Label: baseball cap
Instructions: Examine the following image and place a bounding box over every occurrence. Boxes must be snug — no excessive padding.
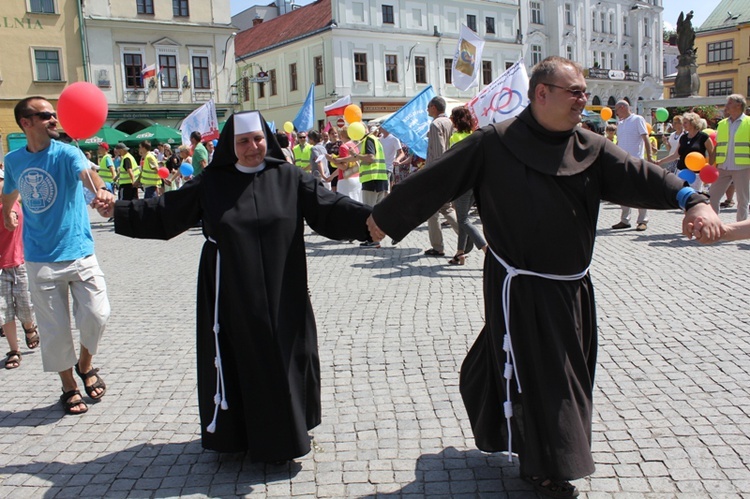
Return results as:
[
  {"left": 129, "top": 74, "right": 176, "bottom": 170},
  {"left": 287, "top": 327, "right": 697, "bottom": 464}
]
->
[
  {"left": 115, "top": 142, "right": 129, "bottom": 151},
  {"left": 99, "top": 142, "right": 110, "bottom": 151}
]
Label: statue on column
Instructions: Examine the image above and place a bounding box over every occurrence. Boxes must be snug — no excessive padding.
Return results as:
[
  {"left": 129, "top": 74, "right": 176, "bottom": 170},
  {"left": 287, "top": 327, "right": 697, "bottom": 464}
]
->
[{"left": 674, "top": 11, "right": 699, "bottom": 97}]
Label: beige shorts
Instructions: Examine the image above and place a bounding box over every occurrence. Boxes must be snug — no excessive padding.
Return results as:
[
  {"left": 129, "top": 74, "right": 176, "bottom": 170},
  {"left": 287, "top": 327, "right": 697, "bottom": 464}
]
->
[{"left": 27, "top": 255, "right": 110, "bottom": 372}]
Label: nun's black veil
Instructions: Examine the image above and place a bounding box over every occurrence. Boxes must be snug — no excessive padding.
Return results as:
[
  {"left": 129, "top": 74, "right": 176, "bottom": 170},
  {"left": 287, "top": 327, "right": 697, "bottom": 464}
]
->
[{"left": 208, "top": 111, "right": 285, "bottom": 169}]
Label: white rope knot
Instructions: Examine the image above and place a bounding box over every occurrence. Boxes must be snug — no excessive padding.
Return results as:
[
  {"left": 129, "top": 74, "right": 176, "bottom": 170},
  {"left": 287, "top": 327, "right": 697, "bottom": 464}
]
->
[
  {"left": 488, "top": 246, "right": 589, "bottom": 463},
  {"left": 206, "top": 237, "right": 228, "bottom": 434}
]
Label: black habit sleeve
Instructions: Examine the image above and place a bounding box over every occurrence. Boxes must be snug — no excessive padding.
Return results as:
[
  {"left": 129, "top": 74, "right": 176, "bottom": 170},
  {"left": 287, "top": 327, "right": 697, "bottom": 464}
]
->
[
  {"left": 298, "top": 169, "right": 372, "bottom": 242},
  {"left": 372, "top": 128, "right": 485, "bottom": 241},
  {"left": 597, "top": 139, "right": 708, "bottom": 211},
  {"left": 114, "top": 175, "right": 203, "bottom": 240}
]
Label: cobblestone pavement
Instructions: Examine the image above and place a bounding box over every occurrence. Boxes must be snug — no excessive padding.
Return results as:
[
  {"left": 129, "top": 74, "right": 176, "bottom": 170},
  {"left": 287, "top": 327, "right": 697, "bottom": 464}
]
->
[{"left": 0, "top": 202, "right": 748, "bottom": 498}]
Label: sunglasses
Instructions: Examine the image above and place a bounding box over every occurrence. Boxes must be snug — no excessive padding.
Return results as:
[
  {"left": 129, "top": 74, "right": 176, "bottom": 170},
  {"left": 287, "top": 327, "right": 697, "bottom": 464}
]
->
[
  {"left": 24, "top": 111, "right": 57, "bottom": 120},
  {"left": 542, "top": 83, "right": 590, "bottom": 100}
]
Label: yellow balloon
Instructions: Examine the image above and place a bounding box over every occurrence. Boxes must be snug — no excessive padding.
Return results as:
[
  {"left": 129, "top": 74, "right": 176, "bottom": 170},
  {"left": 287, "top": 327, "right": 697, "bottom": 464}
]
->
[
  {"left": 344, "top": 104, "right": 362, "bottom": 124},
  {"left": 600, "top": 107, "right": 613, "bottom": 121},
  {"left": 283, "top": 121, "right": 294, "bottom": 133},
  {"left": 685, "top": 152, "right": 706, "bottom": 172},
  {"left": 348, "top": 121, "right": 367, "bottom": 141}
]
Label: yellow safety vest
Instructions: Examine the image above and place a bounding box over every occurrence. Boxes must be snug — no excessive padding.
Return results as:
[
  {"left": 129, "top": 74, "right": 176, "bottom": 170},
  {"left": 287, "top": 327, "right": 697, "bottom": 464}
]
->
[
  {"left": 118, "top": 153, "right": 140, "bottom": 185},
  {"left": 359, "top": 136, "right": 388, "bottom": 183},
  {"left": 98, "top": 154, "right": 114, "bottom": 183},
  {"left": 293, "top": 143, "right": 312, "bottom": 166},
  {"left": 716, "top": 116, "right": 750, "bottom": 166},
  {"left": 139, "top": 152, "right": 162, "bottom": 187}
]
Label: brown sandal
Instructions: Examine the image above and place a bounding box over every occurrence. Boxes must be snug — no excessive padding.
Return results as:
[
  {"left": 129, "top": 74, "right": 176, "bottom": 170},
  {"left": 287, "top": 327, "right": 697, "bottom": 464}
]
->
[
  {"left": 60, "top": 389, "right": 88, "bottom": 415},
  {"left": 23, "top": 324, "right": 40, "bottom": 349},
  {"left": 4, "top": 351, "right": 21, "bottom": 369},
  {"left": 75, "top": 363, "right": 107, "bottom": 400}
]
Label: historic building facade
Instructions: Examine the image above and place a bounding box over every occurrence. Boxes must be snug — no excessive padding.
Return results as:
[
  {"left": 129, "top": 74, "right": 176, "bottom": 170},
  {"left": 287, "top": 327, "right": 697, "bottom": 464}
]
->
[
  {"left": 83, "top": 0, "right": 237, "bottom": 133},
  {"left": 520, "top": 0, "right": 664, "bottom": 110},
  {"left": 234, "top": 0, "right": 523, "bottom": 126},
  {"left": 0, "top": 0, "right": 86, "bottom": 154}
]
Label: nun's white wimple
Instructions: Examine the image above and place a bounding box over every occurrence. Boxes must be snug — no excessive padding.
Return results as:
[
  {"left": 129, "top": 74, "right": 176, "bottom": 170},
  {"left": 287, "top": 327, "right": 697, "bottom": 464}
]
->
[{"left": 234, "top": 112, "right": 263, "bottom": 135}]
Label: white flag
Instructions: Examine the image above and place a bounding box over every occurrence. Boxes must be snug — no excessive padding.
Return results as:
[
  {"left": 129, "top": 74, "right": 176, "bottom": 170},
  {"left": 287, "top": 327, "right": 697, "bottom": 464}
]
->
[
  {"left": 467, "top": 60, "right": 530, "bottom": 128},
  {"left": 180, "top": 99, "right": 220, "bottom": 145},
  {"left": 452, "top": 24, "right": 485, "bottom": 91}
]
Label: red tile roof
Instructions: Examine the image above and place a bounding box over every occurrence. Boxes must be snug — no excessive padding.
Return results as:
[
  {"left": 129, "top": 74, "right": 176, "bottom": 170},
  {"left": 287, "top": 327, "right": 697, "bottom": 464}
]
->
[{"left": 235, "top": 0, "right": 333, "bottom": 59}]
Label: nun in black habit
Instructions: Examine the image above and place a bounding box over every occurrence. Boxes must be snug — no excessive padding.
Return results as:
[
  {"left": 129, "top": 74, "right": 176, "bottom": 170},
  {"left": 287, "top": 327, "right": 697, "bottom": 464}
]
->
[{"left": 113, "top": 111, "right": 371, "bottom": 462}]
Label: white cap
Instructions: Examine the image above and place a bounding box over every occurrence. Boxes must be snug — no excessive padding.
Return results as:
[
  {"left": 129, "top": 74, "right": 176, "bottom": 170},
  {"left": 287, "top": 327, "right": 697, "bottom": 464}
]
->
[{"left": 234, "top": 111, "right": 263, "bottom": 135}]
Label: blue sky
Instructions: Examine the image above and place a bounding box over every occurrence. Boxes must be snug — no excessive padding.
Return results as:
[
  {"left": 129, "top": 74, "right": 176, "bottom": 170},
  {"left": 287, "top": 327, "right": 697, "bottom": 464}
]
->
[
  {"left": 231, "top": 1, "right": 716, "bottom": 33},
  {"left": 662, "top": 1, "right": 715, "bottom": 31}
]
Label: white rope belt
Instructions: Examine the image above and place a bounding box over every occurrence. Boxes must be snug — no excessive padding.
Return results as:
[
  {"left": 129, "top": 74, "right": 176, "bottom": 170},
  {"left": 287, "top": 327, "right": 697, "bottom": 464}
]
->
[
  {"left": 206, "top": 237, "right": 228, "bottom": 433},
  {"left": 488, "top": 247, "right": 589, "bottom": 463}
]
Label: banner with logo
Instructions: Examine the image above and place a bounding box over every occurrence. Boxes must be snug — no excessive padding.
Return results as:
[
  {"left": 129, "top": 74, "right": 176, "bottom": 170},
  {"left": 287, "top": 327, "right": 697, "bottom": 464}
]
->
[
  {"left": 467, "top": 59, "right": 529, "bottom": 128},
  {"left": 180, "top": 99, "right": 220, "bottom": 145},
  {"left": 452, "top": 24, "right": 485, "bottom": 91},
  {"left": 380, "top": 85, "right": 436, "bottom": 160}
]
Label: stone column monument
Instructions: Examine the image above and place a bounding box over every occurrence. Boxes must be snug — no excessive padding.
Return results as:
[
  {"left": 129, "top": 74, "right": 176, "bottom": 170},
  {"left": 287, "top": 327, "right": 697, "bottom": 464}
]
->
[{"left": 674, "top": 11, "right": 699, "bottom": 97}]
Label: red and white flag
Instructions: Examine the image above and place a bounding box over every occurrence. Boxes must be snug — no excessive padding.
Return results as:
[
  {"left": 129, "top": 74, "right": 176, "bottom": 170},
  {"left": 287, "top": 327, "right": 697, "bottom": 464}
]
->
[
  {"left": 324, "top": 95, "right": 351, "bottom": 116},
  {"left": 141, "top": 64, "right": 157, "bottom": 79}
]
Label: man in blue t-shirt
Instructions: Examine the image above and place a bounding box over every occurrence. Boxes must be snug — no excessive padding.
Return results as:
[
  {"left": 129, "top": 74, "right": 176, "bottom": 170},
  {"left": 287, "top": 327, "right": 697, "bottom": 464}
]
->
[{"left": 2, "top": 96, "right": 115, "bottom": 416}]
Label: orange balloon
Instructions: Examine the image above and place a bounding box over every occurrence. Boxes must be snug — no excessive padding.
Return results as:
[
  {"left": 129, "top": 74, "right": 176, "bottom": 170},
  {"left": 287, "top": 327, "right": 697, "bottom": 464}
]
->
[
  {"left": 685, "top": 152, "right": 706, "bottom": 172},
  {"left": 646, "top": 123, "right": 653, "bottom": 134},
  {"left": 344, "top": 104, "right": 362, "bottom": 124},
  {"left": 600, "top": 107, "right": 612, "bottom": 121}
]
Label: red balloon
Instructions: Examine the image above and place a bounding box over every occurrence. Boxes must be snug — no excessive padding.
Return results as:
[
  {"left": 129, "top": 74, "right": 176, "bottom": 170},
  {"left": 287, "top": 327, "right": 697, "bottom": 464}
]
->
[
  {"left": 699, "top": 165, "right": 719, "bottom": 184},
  {"left": 709, "top": 131, "right": 717, "bottom": 146},
  {"left": 157, "top": 167, "right": 170, "bottom": 179},
  {"left": 57, "top": 82, "right": 108, "bottom": 140}
]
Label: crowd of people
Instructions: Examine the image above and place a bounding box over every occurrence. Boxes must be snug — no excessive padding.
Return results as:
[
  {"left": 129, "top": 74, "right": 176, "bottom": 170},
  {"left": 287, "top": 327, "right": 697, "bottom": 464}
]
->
[
  {"left": 581, "top": 96, "right": 739, "bottom": 234},
  {"left": 2, "top": 59, "right": 749, "bottom": 498}
]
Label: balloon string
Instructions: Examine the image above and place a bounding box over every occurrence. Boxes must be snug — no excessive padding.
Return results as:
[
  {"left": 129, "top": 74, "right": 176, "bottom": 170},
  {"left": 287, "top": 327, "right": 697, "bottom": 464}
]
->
[{"left": 74, "top": 140, "right": 98, "bottom": 202}]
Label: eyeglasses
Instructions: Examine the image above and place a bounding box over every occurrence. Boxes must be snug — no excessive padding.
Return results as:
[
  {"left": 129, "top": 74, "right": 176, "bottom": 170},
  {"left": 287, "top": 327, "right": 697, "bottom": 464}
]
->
[
  {"left": 542, "top": 83, "right": 590, "bottom": 100},
  {"left": 24, "top": 111, "right": 57, "bottom": 120},
  {"left": 298, "top": 135, "right": 307, "bottom": 139}
]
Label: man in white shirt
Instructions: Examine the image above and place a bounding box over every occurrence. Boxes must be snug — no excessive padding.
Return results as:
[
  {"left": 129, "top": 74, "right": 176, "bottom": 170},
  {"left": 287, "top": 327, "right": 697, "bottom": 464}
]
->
[
  {"left": 378, "top": 127, "right": 401, "bottom": 191},
  {"left": 611, "top": 100, "right": 653, "bottom": 231}
]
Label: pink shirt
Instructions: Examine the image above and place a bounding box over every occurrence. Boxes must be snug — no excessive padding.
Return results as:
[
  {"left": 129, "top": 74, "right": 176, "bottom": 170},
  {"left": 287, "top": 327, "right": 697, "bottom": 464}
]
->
[
  {"left": 337, "top": 141, "right": 360, "bottom": 180},
  {"left": 0, "top": 201, "right": 24, "bottom": 268}
]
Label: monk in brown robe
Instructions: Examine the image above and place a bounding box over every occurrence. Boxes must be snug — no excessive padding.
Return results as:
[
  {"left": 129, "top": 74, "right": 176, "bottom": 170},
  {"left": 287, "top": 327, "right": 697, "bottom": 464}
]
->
[{"left": 366, "top": 57, "right": 722, "bottom": 497}]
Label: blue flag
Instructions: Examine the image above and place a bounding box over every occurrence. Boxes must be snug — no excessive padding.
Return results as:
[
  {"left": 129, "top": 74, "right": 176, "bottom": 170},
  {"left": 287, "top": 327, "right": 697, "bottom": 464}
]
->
[
  {"left": 267, "top": 121, "right": 276, "bottom": 134},
  {"left": 380, "top": 85, "right": 436, "bottom": 160},
  {"left": 292, "top": 84, "right": 315, "bottom": 132}
]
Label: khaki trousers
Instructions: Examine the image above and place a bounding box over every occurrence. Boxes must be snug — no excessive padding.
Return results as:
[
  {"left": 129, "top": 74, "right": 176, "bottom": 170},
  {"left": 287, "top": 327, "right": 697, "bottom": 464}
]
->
[{"left": 427, "top": 202, "right": 459, "bottom": 253}]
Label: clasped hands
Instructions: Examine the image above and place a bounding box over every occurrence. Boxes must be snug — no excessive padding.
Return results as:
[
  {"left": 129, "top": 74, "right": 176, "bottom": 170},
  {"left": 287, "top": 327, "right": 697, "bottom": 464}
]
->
[
  {"left": 366, "top": 215, "right": 385, "bottom": 242},
  {"left": 682, "top": 203, "right": 725, "bottom": 244},
  {"left": 91, "top": 190, "right": 116, "bottom": 219}
]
